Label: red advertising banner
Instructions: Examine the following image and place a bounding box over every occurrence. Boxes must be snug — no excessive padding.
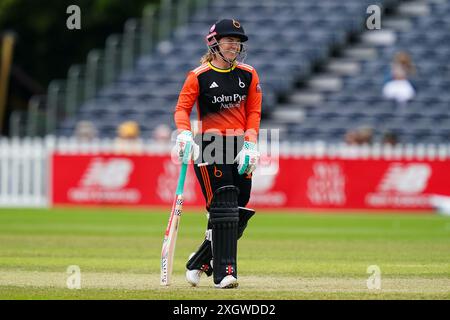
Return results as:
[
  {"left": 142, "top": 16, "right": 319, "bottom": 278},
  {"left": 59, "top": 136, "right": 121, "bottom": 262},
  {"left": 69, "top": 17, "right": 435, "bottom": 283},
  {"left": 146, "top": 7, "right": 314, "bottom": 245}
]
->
[
  {"left": 51, "top": 154, "right": 450, "bottom": 210},
  {"left": 51, "top": 154, "right": 202, "bottom": 207},
  {"left": 248, "top": 158, "right": 450, "bottom": 210}
]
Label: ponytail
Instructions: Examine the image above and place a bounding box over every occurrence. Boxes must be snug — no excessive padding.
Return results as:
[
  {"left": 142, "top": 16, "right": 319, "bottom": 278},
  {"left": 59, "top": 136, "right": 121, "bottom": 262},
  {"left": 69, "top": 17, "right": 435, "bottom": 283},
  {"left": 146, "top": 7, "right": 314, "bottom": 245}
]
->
[{"left": 200, "top": 51, "right": 215, "bottom": 64}]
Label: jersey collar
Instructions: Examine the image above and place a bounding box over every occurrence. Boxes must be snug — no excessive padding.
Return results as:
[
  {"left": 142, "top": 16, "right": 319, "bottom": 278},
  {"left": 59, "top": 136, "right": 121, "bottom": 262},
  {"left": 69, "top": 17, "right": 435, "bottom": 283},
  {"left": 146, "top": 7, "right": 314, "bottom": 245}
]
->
[{"left": 208, "top": 61, "right": 237, "bottom": 73}]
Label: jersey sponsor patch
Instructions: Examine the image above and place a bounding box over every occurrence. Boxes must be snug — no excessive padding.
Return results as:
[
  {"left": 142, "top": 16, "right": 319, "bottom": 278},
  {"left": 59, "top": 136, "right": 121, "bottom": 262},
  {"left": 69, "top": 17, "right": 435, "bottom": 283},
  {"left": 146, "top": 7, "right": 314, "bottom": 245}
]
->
[
  {"left": 211, "top": 93, "right": 247, "bottom": 109},
  {"left": 256, "top": 83, "right": 262, "bottom": 93}
]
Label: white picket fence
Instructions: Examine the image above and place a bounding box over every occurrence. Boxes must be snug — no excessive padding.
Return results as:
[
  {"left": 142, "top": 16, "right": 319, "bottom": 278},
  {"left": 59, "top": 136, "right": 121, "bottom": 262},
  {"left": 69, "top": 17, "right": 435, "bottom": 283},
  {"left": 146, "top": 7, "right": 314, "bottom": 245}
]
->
[
  {"left": 0, "top": 138, "right": 48, "bottom": 207},
  {"left": 0, "top": 136, "right": 449, "bottom": 208}
]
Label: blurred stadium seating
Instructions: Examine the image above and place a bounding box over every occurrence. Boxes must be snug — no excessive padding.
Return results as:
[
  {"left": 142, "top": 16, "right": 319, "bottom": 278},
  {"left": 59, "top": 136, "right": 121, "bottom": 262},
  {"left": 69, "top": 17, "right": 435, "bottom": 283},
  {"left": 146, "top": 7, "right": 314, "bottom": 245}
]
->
[
  {"left": 54, "top": 0, "right": 449, "bottom": 144},
  {"left": 286, "top": 0, "right": 450, "bottom": 144}
]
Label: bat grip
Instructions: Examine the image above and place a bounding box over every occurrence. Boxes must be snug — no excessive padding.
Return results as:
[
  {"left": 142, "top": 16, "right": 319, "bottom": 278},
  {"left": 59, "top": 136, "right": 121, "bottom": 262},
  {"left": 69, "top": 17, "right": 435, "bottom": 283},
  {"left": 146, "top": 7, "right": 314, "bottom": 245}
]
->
[
  {"left": 176, "top": 140, "right": 190, "bottom": 195},
  {"left": 176, "top": 161, "right": 188, "bottom": 195}
]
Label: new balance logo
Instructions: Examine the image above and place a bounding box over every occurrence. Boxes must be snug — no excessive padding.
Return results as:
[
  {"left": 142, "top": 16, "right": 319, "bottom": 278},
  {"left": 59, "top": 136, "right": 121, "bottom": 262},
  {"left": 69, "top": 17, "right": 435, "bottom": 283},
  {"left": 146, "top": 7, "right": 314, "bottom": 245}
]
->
[
  {"left": 378, "top": 163, "right": 431, "bottom": 194},
  {"left": 209, "top": 82, "right": 219, "bottom": 88},
  {"left": 80, "top": 158, "right": 133, "bottom": 189}
]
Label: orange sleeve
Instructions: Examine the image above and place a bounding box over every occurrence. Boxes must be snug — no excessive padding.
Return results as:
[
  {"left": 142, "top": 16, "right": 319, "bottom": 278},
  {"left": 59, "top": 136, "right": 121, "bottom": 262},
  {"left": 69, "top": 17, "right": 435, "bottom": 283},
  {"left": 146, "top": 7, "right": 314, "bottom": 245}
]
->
[
  {"left": 174, "top": 71, "right": 199, "bottom": 132},
  {"left": 245, "top": 69, "right": 262, "bottom": 142}
]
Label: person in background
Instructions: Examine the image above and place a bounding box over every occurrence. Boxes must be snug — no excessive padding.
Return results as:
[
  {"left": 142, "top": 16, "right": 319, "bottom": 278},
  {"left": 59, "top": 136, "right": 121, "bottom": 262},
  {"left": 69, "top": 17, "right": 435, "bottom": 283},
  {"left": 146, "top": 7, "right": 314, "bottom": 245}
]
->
[
  {"left": 357, "top": 126, "right": 374, "bottom": 145},
  {"left": 382, "top": 131, "right": 398, "bottom": 146},
  {"left": 344, "top": 126, "right": 374, "bottom": 145},
  {"left": 344, "top": 130, "right": 359, "bottom": 145},
  {"left": 74, "top": 120, "right": 97, "bottom": 142},
  {"left": 382, "top": 51, "right": 417, "bottom": 107},
  {"left": 152, "top": 124, "right": 172, "bottom": 144},
  {"left": 114, "top": 121, "right": 144, "bottom": 154}
]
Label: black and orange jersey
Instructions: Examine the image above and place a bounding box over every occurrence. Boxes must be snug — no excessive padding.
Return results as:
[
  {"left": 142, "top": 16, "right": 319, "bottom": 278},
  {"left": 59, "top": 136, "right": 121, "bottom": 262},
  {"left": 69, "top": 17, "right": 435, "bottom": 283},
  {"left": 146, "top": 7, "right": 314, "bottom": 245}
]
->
[{"left": 174, "top": 62, "right": 262, "bottom": 142}]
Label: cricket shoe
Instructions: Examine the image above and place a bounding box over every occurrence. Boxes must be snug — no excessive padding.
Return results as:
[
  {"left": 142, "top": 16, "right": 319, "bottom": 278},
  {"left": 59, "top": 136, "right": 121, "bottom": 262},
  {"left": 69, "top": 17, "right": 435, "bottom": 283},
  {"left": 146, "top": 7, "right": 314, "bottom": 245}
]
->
[
  {"left": 186, "top": 268, "right": 203, "bottom": 287},
  {"left": 186, "top": 252, "right": 211, "bottom": 287},
  {"left": 214, "top": 275, "right": 239, "bottom": 289}
]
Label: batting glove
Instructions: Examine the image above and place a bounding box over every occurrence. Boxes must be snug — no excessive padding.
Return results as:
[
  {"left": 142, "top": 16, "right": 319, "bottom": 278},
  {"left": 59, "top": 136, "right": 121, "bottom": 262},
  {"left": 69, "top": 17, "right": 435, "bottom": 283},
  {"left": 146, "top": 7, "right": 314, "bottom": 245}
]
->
[
  {"left": 175, "top": 130, "right": 199, "bottom": 163},
  {"left": 234, "top": 141, "right": 260, "bottom": 175}
]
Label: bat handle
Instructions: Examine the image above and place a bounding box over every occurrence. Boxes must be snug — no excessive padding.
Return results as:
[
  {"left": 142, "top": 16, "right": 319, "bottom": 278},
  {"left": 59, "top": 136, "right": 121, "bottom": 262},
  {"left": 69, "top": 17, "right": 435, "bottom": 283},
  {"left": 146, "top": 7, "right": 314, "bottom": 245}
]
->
[
  {"left": 176, "top": 141, "right": 190, "bottom": 195},
  {"left": 176, "top": 162, "right": 188, "bottom": 195}
]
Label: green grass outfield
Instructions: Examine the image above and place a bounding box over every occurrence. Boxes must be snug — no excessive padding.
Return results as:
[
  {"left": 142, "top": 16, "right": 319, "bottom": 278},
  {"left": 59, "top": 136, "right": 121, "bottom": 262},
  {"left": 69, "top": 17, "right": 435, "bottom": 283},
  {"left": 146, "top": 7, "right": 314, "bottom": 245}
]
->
[{"left": 0, "top": 207, "right": 449, "bottom": 300}]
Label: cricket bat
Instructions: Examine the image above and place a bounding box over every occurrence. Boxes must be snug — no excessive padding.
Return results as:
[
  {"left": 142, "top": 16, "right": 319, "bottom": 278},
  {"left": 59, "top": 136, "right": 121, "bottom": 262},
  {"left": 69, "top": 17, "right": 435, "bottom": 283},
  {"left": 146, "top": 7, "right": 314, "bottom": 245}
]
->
[{"left": 160, "top": 142, "right": 191, "bottom": 286}]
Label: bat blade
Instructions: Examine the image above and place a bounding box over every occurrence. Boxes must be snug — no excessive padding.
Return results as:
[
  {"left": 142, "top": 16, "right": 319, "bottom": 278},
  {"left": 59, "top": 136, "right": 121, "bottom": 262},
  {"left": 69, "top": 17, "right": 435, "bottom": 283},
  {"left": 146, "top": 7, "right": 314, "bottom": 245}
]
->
[{"left": 160, "top": 194, "right": 183, "bottom": 286}]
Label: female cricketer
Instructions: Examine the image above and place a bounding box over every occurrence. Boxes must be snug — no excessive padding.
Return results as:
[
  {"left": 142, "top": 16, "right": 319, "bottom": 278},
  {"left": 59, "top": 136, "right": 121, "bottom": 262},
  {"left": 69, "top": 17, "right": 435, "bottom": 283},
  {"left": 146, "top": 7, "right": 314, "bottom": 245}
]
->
[{"left": 173, "top": 18, "right": 262, "bottom": 289}]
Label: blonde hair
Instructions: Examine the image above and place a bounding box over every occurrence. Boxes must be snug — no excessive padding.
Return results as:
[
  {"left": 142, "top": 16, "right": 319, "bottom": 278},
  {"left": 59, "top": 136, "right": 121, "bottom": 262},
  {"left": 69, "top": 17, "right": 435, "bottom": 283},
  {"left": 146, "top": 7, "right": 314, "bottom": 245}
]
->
[
  {"left": 200, "top": 51, "right": 215, "bottom": 64},
  {"left": 393, "top": 51, "right": 416, "bottom": 75}
]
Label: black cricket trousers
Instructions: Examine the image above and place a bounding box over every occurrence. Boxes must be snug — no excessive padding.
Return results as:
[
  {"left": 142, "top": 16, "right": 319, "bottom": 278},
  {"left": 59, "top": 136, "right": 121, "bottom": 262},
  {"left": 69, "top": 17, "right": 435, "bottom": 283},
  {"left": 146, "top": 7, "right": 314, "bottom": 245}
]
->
[{"left": 193, "top": 134, "right": 252, "bottom": 209}]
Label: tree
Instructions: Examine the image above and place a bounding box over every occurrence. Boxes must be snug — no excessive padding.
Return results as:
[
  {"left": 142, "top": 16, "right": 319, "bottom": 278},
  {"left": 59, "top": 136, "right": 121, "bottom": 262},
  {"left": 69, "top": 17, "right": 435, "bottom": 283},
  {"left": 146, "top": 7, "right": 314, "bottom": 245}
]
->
[{"left": 0, "top": 0, "right": 157, "bottom": 134}]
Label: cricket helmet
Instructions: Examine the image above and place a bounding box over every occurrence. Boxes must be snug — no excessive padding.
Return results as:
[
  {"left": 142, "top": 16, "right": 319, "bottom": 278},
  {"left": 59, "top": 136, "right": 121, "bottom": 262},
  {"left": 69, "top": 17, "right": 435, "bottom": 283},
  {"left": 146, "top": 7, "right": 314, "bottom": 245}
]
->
[
  {"left": 205, "top": 19, "right": 248, "bottom": 63},
  {"left": 206, "top": 19, "right": 248, "bottom": 44}
]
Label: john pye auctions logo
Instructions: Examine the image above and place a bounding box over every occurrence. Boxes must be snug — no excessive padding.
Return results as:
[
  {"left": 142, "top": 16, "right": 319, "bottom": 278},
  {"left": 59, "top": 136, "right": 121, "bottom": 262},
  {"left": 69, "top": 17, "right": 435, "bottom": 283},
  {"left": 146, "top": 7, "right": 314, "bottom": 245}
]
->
[{"left": 211, "top": 94, "right": 246, "bottom": 109}]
